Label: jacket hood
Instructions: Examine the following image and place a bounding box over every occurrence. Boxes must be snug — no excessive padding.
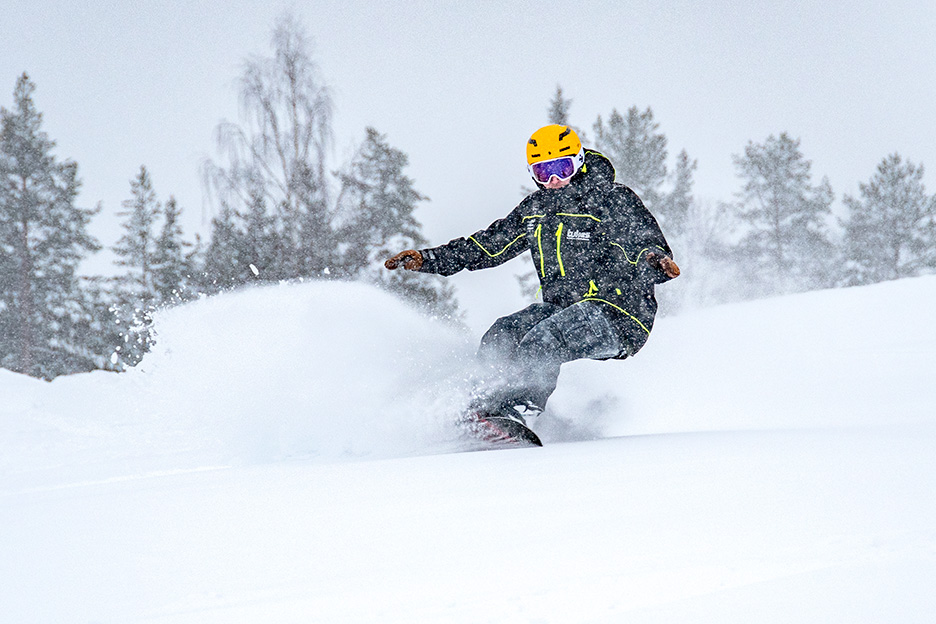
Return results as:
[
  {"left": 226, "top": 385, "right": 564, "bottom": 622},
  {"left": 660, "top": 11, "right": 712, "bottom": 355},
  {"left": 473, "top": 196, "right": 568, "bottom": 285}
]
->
[{"left": 580, "top": 149, "right": 616, "bottom": 185}]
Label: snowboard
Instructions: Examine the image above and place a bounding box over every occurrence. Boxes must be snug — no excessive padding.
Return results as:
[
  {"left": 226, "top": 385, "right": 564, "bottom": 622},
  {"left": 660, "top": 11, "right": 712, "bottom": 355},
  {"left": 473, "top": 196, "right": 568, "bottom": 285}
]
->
[{"left": 459, "top": 410, "right": 543, "bottom": 448}]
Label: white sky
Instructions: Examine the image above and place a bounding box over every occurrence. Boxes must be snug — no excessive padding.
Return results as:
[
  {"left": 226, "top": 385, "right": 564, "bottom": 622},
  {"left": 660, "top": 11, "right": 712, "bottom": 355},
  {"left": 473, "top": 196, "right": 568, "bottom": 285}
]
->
[{"left": 3, "top": 0, "right": 936, "bottom": 275}]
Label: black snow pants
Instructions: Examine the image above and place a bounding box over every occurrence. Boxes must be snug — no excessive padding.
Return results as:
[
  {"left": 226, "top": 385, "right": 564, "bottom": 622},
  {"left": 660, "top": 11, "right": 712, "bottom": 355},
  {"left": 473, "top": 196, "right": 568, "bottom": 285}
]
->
[{"left": 475, "top": 300, "right": 626, "bottom": 411}]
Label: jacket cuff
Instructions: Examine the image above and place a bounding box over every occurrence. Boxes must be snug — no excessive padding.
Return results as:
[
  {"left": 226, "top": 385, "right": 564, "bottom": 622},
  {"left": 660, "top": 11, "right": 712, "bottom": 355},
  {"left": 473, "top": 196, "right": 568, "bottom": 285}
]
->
[{"left": 416, "top": 248, "right": 438, "bottom": 273}]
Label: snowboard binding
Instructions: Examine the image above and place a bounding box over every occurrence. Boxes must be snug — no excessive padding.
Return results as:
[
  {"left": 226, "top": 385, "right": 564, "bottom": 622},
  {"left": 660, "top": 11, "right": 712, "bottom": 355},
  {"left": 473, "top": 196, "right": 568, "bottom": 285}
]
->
[{"left": 458, "top": 400, "right": 544, "bottom": 448}]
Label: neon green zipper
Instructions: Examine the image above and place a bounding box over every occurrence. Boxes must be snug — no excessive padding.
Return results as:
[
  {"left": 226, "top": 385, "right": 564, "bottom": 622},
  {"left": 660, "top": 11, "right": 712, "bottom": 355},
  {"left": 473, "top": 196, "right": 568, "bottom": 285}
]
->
[
  {"left": 556, "top": 223, "right": 566, "bottom": 276},
  {"left": 534, "top": 223, "right": 545, "bottom": 277}
]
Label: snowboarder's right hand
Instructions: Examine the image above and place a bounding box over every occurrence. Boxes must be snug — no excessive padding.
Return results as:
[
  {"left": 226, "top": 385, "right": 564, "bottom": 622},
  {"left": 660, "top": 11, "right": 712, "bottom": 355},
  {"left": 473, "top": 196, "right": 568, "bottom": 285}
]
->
[{"left": 385, "top": 249, "right": 423, "bottom": 271}]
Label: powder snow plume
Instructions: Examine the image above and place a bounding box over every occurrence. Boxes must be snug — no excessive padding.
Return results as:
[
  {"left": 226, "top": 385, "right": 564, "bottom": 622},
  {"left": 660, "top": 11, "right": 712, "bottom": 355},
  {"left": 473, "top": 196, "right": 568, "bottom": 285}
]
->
[
  {"left": 130, "top": 281, "right": 481, "bottom": 462},
  {"left": 1, "top": 282, "right": 485, "bottom": 490}
]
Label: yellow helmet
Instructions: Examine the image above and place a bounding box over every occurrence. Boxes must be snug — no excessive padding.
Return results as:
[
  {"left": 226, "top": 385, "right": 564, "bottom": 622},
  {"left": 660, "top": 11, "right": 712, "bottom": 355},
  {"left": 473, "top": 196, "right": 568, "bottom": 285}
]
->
[
  {"left": 526, "top": 124, "right": 582, "bottom": 164},
  {"left": 526, "top": 125, "right": 585, "bottom": 183}
]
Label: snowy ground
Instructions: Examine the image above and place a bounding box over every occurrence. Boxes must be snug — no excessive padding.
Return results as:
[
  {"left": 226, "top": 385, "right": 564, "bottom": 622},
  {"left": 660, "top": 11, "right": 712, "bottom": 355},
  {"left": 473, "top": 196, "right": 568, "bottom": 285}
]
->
[{"left": 2, "top": 276, "right": 935, "bottom": 623}]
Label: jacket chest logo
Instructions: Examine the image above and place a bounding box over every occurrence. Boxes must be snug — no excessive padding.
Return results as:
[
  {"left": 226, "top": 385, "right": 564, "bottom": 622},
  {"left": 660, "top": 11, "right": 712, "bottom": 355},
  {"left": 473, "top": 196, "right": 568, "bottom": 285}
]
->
[{"left": 566, "top": 230, "right": 591, "bottom": 241}]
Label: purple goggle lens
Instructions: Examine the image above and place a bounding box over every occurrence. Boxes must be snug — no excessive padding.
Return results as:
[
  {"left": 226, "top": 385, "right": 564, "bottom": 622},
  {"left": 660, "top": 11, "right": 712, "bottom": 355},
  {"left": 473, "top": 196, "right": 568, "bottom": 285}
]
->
[{"left": 530, "top": 156, "right": 576, "bottom": 183}]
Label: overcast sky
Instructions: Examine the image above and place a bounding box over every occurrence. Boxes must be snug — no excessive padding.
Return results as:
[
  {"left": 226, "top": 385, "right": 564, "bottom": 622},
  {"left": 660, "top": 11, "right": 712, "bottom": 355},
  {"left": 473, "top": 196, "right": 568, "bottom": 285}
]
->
[{"left": 3, "top": 0, "right": 935, "bottom": 280}]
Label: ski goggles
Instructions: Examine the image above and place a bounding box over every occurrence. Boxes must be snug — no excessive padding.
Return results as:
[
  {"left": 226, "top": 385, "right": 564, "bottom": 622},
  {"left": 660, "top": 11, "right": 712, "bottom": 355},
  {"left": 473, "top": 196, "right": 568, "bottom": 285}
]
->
[{"left": 528, "top": 154, "right": 579, "bottom": 184}]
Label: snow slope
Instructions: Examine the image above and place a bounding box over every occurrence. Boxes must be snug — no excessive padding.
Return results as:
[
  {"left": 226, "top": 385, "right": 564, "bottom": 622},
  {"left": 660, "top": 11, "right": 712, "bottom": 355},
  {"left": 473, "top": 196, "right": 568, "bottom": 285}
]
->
[{"left": 2, "top": 277, "right": 935, "bottom": 623}]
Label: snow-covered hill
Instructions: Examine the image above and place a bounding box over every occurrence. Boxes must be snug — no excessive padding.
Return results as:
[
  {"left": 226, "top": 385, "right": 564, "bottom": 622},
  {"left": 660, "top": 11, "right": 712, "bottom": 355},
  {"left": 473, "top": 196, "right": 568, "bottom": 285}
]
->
[{"left": 2, "top": 277, "right": 935, "bottom": 623}]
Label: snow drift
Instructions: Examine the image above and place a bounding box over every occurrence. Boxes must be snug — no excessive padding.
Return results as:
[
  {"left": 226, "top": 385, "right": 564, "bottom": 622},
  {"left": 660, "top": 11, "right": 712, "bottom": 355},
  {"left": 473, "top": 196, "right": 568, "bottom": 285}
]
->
[{"left": 2, "top": 276, "right": 935, "bottom": 623}]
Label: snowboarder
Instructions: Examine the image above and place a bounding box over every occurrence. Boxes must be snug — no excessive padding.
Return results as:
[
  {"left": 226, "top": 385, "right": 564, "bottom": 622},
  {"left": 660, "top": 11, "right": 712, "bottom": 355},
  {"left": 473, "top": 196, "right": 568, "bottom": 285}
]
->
[{"left": 385, "top": 124, "right": 679, "bottom": 445}]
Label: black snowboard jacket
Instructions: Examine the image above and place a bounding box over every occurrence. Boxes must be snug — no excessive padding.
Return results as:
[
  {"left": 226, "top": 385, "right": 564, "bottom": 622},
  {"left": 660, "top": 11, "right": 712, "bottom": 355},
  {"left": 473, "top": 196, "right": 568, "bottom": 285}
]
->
[{"left": 417, "top": 149, "right": 675, "bottom": 357}]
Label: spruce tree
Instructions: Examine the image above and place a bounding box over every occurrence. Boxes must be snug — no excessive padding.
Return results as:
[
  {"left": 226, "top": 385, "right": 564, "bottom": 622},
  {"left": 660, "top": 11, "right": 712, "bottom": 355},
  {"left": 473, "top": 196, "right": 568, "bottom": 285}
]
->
[
  {"left": 547, "top": 85, "right": 571, "bottom": 125},
  {"left": 78, "top": 276, "right": 127, "bottom": 371},
  {"left": 199, "top": 203, "right": 249, "bottom": 294},
  {"left": 592, "top": 106, "right": 668, "bottom": 208},
  {"left": 656, "top": 149, "right": 697, "bottom": 237},
  {"left": 0, "top": 73, "right": 101, "bottom": 379},
  {"left": 648, "top": 149, "right": 699, "bottom": 314},
  {"left": 108, "top": 166, "right": 168, "bottom": 366},
  {"left": 336, "top": 127, "right": 458, "bottom": 317},
  {"left": 113, "top": 165, "right": 161, "bottom": 308},
  {"left": 152, "top": 196, "right": 193, "bottom": 304},
  {"left": 240, "top": 187, "right": 280, "bottom": 281},
  {"left": 731, "top": 133, "right": 834, "bottom": 296},
  {"left": 545, "top": 85, "right": 588, "bottom": 143},
  {"left": 841, "top": 154, "right": 936, "bottom": 285}
]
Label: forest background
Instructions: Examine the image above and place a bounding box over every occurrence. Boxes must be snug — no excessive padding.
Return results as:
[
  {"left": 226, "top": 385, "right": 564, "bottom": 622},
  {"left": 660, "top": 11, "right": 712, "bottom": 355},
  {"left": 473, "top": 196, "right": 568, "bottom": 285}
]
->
[{"left": 1, "top": 7, "right": 934, "bottom": 379}]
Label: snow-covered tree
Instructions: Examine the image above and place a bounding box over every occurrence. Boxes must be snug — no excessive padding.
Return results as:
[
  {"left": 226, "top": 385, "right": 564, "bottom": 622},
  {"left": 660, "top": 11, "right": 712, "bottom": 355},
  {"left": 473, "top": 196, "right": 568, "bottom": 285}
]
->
[
  {"left": 840, "top": 154, "right": 936, "bottom": 285},
  {"left": 239, "top": 187, "right": 280, "bottom": 281},
  {"left": 656, "top": 149, "right": 697, "bottom": 238},
  {"left": 545, "top": 85, "right": 588, "bottom": 144},
  {"left": 0, "top": 73, "right": 102, "bottom": 379},
  {"left": 113, "top": 165, "right": 160, "bottom": 308},
  {"left": 152, "top": 196, "right": 194, "bottom": 304},
  {"left": 109, "top": 170, "right": 197, "bottom": 365},
  {"left": 731, "top": 133, "right": 834, "bottom": 296},
  {"left": 647, "top": 149, "right": 700, "bottom": 313},
  {"left": 592, "top": 106, "right": 668, "bottom": 208},
  {"left": 198, "top": 204, "right": 250, "bottom": 294},
  {"left": 547, "top": 86, "right": 571, "bottom": 126},
  {"left": 335, "top": 127, "right": 458, "bottom": 317}
]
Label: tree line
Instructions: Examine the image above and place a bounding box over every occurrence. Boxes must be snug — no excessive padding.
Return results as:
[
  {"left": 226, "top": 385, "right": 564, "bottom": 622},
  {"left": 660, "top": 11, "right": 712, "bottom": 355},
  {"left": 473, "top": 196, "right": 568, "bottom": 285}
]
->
[
  {"left": 0, "top": 15, "right": 456, "bottom": 380},
  {"left": 539, "top": 86, "right": 936, "bottom": 310},
  {"left": 3, "top": 16, "right": 935, "bottom": 380}
]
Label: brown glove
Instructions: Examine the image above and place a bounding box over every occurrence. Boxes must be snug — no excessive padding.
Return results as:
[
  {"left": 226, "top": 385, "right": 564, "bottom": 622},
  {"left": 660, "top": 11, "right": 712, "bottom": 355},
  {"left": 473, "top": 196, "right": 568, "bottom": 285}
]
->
[
  {"left": 645, "top": 252, "right": 681, "bottom": 278},
  {"left": 385, "top": 249, "right": 424, "bottom": 271}
]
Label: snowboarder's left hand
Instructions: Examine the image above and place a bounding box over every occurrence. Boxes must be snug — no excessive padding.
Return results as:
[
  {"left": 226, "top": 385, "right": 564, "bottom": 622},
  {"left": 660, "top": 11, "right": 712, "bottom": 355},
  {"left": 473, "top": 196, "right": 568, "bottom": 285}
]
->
[
  {"left": 385, "top": 249, "right": 423, "bottom": 271},
  {"left": 646, "top": 252, "right": 680, "bottom": 278}
]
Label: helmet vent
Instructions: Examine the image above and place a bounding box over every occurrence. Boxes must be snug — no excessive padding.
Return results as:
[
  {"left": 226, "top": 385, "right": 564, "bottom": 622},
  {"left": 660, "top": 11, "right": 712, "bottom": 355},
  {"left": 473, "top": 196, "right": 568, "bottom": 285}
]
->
[{"left": 558, "top": 127, "right": 571, "bottom": 140}]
